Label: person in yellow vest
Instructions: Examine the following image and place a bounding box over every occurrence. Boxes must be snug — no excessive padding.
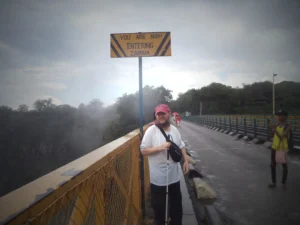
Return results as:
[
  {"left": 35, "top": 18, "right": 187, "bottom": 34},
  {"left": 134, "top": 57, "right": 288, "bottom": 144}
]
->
[{"left": 269, "top": 109, "right": 291, "bottom": 189}]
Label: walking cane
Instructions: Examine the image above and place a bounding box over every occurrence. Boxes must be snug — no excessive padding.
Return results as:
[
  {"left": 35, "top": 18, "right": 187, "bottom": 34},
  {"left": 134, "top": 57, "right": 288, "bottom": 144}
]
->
[{"left": 165, "top": 149, "right": 170, "bottom": 225}]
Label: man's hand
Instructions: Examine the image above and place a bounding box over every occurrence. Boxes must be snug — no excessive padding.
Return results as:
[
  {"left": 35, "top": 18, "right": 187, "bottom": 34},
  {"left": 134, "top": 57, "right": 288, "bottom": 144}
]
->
[
  {"left": 160, "top": 142, "right": 171, "bottom": 151},
  {"left": 182, "top": 160, "right": 190, "bottom": 175}
]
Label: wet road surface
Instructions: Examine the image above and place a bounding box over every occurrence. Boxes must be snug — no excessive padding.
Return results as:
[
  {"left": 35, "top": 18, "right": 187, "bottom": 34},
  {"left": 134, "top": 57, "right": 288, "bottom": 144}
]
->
[{"left": 178, "top": 120, "right": 300, "bottom": 225}]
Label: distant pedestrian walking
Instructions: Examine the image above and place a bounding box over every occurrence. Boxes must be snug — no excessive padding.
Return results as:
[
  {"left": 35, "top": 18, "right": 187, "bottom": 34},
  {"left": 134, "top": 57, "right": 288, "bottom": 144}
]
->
[
  {"left": 175, "top": 115, "right": 181, "bottom": 127},
  {"left": 268, "top": 109, "right": 291, "bottom": 189}
]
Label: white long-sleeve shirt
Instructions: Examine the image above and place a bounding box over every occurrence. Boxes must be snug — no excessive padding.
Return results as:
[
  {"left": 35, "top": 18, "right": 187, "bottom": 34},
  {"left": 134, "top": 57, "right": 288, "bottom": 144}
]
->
[{"left": 140, "top": 124, "right": 185, "bottom": 186}]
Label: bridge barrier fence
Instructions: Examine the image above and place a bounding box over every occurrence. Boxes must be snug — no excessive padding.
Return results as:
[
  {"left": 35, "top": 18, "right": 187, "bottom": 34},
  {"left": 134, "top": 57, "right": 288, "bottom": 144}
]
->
[
  {"left": 0, "top": 124, "right": 151, "bottom": 225},
  {"left": 182, "top": 115, "right": 300, "bottom": 147}
]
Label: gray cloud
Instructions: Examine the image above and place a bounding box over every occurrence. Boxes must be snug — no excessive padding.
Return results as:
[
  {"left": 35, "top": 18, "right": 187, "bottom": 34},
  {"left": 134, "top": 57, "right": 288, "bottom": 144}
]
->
[
  {"left": 0, "top": 0, "right": 299, "bottom": 108},
  {"left": 0, "top": 1, "right": 74, "bottom": 60},
  {"left": 39, "top": 82, "right": 68, "bottom": 90}
]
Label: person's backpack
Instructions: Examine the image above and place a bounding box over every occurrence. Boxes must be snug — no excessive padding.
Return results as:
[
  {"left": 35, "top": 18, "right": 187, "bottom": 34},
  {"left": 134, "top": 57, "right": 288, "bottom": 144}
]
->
[{"left": 155, "top": 124, "right": 183, "bottom": 162}]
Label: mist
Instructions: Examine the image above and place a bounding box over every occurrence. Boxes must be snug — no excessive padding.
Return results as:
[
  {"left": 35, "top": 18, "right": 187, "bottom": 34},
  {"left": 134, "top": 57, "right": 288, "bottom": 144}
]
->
[{"left": 0, "top": 85, "right": 172, "bottom": 197}]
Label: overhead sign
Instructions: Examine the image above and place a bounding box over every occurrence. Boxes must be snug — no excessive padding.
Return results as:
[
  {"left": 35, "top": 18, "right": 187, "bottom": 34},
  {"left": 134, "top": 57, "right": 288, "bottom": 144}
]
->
[{"left": 110, "top": 32, "right": 171, "bottom": 58}]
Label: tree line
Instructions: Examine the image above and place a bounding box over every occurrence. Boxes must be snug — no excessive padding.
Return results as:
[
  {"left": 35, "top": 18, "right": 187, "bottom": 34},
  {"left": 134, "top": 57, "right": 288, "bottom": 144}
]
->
[
  {"left": 0, "top": 85, "right": 172, "bottom": 197},
  {"left": 0, "top": 81, "right": 299, "bottom": 197},
  {"left": 171, "top": 81, "right": 300, "bottom": 115}
]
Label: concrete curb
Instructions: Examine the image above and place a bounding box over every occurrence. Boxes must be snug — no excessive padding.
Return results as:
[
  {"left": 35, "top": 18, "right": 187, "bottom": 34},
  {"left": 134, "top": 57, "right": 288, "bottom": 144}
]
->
[
  {"left": 186, "top": 121, "right": 295, "bottom": 158},
  {"left": 189, "top": 156, "right": 196, "bottom": 165},
  {"left": 189, "top": 164, "right": 202, "bottom": 179},
  {"left": 184, "top": 121, "right": 269, "bottom": 149},
  {"left": 263, "top": 141, "right": 272, "bottom": 149},
  {"left": 184, "top": 120, "right": 295, "bottom": 157},
  {"left": 192, "top": 177, "right": 223, "bottom": 225},
  {"left": 179, "top": 164, "right": 198, "bottom": 225},
  {"left": 251, "top": 138, "right": 264, "bottom": 144},
  {"left": 204, "top": 206, "right": 223, "bottom": 225},
  {"left": 193, "top": 177, "right": 217, "bottom": 200},
  {"left": 242, "top": 135, "right": 252, "bottom": 142},
  {"left": 178, "top": 122, "right": 225, "bottom": 225},
  {"left": 229, "top": 131, "right": 236, "bottom": 136}
]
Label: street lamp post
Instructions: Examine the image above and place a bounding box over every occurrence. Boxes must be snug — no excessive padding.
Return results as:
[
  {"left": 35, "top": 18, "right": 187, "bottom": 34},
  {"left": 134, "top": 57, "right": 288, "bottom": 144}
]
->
[{"left": 273, "top": 73, "right": 277, "bottom": 115}]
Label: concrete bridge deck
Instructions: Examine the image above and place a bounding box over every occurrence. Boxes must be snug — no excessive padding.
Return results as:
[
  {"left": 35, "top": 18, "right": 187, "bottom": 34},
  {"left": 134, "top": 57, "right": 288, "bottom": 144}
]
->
[{"left": 179, "top": 120, "right": 300, "bottom": 225}]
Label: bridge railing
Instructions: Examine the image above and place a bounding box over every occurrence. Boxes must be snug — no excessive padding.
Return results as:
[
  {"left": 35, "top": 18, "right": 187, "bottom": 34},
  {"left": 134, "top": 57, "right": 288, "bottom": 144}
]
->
[
  {"left": 0, "top": 124, "right": 151, "bottom": 225},
  {"left": 183, "top": 115, "right": 300, "bottom": 147}
]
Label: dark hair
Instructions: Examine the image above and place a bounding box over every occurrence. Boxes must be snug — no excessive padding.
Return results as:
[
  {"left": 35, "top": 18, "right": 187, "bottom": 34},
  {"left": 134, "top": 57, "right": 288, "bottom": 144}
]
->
[
  {"left": 276, "top": 109, "right": 288, "bottom": 117},
  {"left": 153, "top": 112, "right": 156, "bottom": 120}
]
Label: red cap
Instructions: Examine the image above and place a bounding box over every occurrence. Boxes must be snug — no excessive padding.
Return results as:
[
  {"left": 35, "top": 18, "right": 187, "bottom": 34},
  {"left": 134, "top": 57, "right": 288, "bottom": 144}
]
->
[{"left": 155, "top": 104, "right": 170, "bottom": 115}]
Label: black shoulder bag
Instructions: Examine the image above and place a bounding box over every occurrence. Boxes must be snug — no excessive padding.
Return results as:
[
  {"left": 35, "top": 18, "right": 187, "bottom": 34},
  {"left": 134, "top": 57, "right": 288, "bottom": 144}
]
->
[{"left": 155, "top": 124, "right": 183, "bottom": 162}]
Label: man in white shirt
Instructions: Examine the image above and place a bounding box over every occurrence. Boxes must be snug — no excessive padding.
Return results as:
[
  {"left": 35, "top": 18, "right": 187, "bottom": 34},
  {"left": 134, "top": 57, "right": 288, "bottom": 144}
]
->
[{"left": 140, "top": 104, "right": 190, "bottom": 225}]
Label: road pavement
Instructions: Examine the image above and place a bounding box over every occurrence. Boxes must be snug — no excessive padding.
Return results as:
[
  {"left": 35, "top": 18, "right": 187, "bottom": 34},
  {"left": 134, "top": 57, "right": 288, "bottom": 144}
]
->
[{"left": 178, "top": 120, "right": 300, "bottom": 225}]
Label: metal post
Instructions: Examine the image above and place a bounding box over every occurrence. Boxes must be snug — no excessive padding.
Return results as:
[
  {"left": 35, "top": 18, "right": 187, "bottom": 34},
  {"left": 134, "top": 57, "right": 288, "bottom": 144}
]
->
[
  {"left": 266, "top": 119, "right": 270, "bottom": 141},
  {"left": 138, "top": 57, "right": 144, "bottom": 137},
  {"left": 273, "top": 74, "right": 277, "bottom": 115},
  {"left": 220, "top": 117, "right": 222, "bottom": 129},
  {"left": 138, "top": 57, "right": 146, "bottom": 219}
]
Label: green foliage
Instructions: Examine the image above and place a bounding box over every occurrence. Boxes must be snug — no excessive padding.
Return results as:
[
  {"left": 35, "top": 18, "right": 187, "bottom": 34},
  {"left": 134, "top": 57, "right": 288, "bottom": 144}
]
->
[
  {"left": 17, "top": 104, "right": 29, "bottom": 112},
  {"left": 0, "top": 85, "right": 173, "bottom": 197},
  {"left": 33, "top": 98, "right": 55, "bottom": 112},
  {"left": 171, "top": 81, "right": 300, "bottom": 115},
  {"left": 0, "top": 98, "right": 117, "bottom": 197},
  {"left": 103, "top": 85, "right": 173, "bottom": 142},
  {"left": 1, "top": 80, "right": 299, "bottom": 197}
]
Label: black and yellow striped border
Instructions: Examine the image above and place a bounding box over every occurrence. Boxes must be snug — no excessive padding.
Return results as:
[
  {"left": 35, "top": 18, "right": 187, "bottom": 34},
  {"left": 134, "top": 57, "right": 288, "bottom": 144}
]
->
[
  {"left": 110, "top": 32, "right": 171, "bottom": 58},
  {"left": 111, "top": 34, "right": 127, "bottom": 57},
  {"left": 154, "top": 32, "right": 171, "bottom": 56}
]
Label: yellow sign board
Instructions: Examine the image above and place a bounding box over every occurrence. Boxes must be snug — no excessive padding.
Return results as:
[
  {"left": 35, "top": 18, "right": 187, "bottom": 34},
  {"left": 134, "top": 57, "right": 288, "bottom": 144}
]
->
[{"left": 110, "top": 32, "right": 171, "bottom": 58}]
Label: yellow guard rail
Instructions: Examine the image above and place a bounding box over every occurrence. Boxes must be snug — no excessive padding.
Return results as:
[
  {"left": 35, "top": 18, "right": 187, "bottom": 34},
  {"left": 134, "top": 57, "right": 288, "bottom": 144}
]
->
[{"left": 0, "top": 124, "right": 151, "bottom": 225}]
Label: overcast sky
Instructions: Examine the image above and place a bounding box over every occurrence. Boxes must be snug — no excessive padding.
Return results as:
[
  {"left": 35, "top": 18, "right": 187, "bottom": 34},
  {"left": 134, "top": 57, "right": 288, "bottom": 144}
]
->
[{"left": 0, "top": 0, "right": 299, "bottom": 109}]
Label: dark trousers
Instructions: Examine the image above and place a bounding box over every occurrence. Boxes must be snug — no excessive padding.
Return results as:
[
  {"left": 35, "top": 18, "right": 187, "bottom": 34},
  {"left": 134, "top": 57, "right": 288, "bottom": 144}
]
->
[
  {"left": 150, "top": 181, "right": 182, "bottom": 225},
  {"left": 270, "top": 149, "right": 288, "bottom": 184}
]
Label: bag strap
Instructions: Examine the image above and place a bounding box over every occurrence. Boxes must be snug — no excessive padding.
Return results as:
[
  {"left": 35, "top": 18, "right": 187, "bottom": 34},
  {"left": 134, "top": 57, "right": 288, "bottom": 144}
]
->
[{"left": 155, "top": 124, "right": 170, "bottom": 141}]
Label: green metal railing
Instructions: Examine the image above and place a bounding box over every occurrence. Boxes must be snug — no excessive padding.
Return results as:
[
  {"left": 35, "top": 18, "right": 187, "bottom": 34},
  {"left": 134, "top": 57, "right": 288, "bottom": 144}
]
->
[{"left": 182, "top": 115, "right": 300, "bottom": 147}]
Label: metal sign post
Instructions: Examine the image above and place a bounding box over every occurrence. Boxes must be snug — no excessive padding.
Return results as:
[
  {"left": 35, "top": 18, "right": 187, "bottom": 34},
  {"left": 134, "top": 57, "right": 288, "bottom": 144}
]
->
[
  {"left": 138, "top": 56, "right": 146, "bottom": 218},
  {"left": 139, "top": 57, "right": 144, "bottom": 135},
  {"left": 110, "top": 31, "right": 171, "bottom": 220}
]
